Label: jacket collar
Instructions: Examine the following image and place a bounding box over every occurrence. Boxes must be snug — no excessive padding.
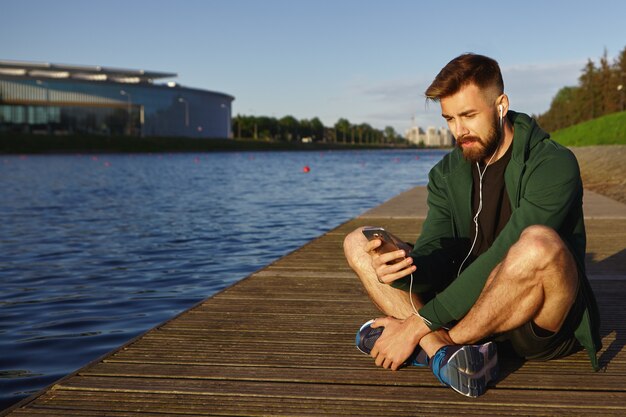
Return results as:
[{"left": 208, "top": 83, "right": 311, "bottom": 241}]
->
[{"left": 442, "top": 111, "right": 548, "bottom": 232}]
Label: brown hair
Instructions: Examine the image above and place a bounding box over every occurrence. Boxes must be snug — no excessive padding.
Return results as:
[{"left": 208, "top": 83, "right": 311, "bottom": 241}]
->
[{"left": 425, "top": 53, "right": 504, "bottom": 101}]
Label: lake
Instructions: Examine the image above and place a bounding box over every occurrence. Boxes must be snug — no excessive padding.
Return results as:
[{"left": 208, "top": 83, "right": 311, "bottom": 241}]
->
[{"left": 0, "top": 149, "right": 446, "bottom": 409}]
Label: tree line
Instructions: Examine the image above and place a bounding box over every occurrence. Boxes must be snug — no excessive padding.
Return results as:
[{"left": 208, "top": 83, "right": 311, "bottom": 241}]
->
[
  {"left": 537, "top": 46, "right": 626, "bottom": 132},
  {"left": 233, "top": 46, "right": 626, "bottom": 142},
  {"left": 232, "top": 114, "right": 406, "bottom": 145}
]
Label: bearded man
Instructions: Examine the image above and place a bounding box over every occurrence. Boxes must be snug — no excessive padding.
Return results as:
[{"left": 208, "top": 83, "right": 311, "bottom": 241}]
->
[{"left": 343, "top": 53, "right": 601, "bottom": 398}]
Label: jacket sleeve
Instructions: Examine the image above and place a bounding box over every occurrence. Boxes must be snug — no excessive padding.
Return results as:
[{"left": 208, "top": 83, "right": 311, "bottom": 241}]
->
[
  {"left": 392, "top": 163, "right": 465, "bottom": 295},
  {"left": 419, "top": 144, "right": 583, "bottom": 329}
]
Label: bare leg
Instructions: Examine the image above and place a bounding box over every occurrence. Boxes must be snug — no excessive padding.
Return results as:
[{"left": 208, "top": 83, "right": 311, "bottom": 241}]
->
[
  {"left": 424, "top": 225, "right": 579, "bottom": 353},
  {"left": 343, "top": 226, "right": 421, "bottom": 319}
]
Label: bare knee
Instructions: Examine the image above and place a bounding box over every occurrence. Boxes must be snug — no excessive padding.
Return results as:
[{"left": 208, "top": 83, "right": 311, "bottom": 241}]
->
[
  {"left": 514, "top": 225, "right": 568, "bottom": 269},
  {"left": 497, "top": 225, "right": 578, "bottom": 306},
  {"left": 497, "top": 225, "right": 574, "bottom": 288}
]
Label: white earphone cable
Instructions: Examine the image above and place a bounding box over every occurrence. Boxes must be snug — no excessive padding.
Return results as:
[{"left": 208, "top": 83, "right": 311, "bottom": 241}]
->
[
  {"left": 409, "top": 271, "right": 420, "bottom": 316},
  {"left": 410, "top": 108, "right": 503, "bottom": 319},
  {"left": 456, "top": 144, "right": 498, "bottom": 277}
]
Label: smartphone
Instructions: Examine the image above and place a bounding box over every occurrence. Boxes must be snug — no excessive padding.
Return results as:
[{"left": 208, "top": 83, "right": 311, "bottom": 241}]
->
[{"left": 362, "top": 227, "right": 402, "bottom": 259}]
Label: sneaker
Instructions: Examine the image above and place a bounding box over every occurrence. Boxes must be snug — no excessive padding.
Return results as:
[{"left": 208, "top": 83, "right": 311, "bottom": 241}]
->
[
  {"left": 355, "top": 319, "right": 428, "bottom": 367},
  {"left": 430, "top": 342, "right": 498, "bottom": 398}
]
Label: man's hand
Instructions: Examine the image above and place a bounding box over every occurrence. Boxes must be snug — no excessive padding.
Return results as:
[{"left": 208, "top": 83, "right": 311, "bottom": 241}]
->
[
  {"left": 369, "top": 315, "right": 429, "bottom": 371},
  {"left": 366, "top": 239, "right": 416, "bottom": 284}
]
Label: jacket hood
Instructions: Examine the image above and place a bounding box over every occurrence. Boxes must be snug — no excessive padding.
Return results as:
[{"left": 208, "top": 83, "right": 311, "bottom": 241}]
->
[{"left": 507, "top": 111, "right": 551, "bottom": 165}]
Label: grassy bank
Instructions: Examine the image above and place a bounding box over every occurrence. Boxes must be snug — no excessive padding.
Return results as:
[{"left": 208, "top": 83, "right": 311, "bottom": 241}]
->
[
  {"left": 550, "top": 111, "right": 626, "bottom": 146},
  {"left": 0, "top": 134, "right": 412, "bottom": 154}
]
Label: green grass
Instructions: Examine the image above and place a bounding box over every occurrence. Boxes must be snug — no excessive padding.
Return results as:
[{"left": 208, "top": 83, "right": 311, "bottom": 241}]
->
[{"left": 550, "top": 111, "right": 626, "bottom": 146}]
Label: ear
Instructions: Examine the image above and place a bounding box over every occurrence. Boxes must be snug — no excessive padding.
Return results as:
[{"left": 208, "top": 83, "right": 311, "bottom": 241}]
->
[{"left": 496, "top": 94, "right": 509, "bottom": 118}]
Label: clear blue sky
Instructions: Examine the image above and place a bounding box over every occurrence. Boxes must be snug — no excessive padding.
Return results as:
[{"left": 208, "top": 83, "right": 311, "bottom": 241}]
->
[{"left": 2, "top": 0, "right": 625, "bottom": 134}]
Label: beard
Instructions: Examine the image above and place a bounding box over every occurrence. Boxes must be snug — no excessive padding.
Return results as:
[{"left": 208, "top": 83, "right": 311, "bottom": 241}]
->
[{"left": 456, "top": 113, "right": 502, "bottom": 163}]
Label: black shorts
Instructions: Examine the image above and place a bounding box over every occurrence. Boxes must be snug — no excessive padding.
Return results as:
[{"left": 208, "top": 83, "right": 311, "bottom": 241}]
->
[{"left": 497, "top": 284, "right": 584, "bottom": 361}]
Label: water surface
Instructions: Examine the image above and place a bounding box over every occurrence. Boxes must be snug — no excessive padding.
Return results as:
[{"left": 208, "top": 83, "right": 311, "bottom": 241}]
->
[{"left": 0, "top": 149, "right": 446, "bottom": 409}]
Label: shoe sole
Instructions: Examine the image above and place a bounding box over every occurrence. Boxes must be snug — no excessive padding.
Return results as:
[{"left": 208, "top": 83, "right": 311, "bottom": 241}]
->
[
  {"left": 355, "top": 319, "right": 382, "bottom": 355},
  {"left": 356, "top": 319, "right": 428, "bottom": 367},
  {"left": 439, "top": 342, "right": 498, "bottom": 398}
]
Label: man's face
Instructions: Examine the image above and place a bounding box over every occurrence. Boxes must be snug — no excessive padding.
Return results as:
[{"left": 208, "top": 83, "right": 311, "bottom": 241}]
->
[{"left": 440, "top": 83, "right": 501, "bottom": 163}]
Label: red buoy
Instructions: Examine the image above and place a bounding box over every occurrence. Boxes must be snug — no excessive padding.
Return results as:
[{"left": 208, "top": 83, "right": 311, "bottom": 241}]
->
[{"left": 303, "top": 165, "right": 311, "bottom": 173}]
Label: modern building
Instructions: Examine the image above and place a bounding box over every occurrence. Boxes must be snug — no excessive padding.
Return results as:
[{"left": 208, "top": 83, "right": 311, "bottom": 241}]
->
[
  {"left": 405, "top": 125, "right": 453, "bottom": 147},
  {"left": 0, "top": 60, "right": 234, "bottom": 138}
]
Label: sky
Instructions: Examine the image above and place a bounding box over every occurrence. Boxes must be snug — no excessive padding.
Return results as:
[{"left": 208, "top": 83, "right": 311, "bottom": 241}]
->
[{"left": 2, "top": 0, "right": 625, "bottom": 134}]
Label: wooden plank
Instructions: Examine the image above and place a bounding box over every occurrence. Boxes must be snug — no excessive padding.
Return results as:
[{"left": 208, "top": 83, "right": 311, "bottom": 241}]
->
[
  {"left": 3, "top": 188, "right": 625, "bottom": 417},
  {"left": 45, "top": 377, "right": 626, "bottom": 413},
  {"left": 80, "top": 361, "right": 626, "bottom": 391},
  {"left": 15, "top": 390, "right": 602, "bottom": 417}
]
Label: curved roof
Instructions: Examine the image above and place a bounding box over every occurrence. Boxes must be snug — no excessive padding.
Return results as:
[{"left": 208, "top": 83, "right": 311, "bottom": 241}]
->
[{"left": 0, "top": 59, "right": 177, "bottom": 84}]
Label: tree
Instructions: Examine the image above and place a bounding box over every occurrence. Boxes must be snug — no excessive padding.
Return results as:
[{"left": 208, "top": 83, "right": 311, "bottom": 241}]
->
[
  {"left": 232, "top": 113, "right": 400, "bottom": 146},
  {"left": 580, "top": 58, "right": 597, "bottom": 120},
  {"left": 256, "top": 116, "right": 278, "bottom": 140},
  {"left": 598, "top": 49, "right": 615, "bottom": 115},
  {"left": 383, "top": 126, "right": 396, "bottom": 144},
  {"left": 334, "top": 118, "right": 351, "bottom": 143},
  {"left": 617, "top": 46, "right": 626, "bottom": 111},
  {"left": 232, "top": 114, "right": 256, "bottom": 138},
  {"left": 538, "top": 45, "right": 626, "bottom": 132},
  {"left": 279, "top": 115, "right": 299, "bottom": 141},
  {"left": 357, "top": 123, "right": 373, "bottom": 144},
  {"left": 309, "top": 117, "right": 324, "bottom": 141}
]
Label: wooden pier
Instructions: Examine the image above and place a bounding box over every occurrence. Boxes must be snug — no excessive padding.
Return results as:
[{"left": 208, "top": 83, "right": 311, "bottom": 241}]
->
[{"left": 3, "top": 187, "right": 626, "bottom": 416}]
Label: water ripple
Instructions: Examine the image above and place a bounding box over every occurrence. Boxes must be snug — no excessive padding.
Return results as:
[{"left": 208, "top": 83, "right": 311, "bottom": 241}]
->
[{"left": 0, "top": 149, "right": 445, "bottom": 409}]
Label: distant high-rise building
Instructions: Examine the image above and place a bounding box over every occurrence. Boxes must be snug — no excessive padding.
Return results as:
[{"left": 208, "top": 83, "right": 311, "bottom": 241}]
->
[
  {"left": 405, "top": 126, "right": 425, "bottom": 145},
  {"left": 404, "top": 124, "right": 453, "bottom": 147}
]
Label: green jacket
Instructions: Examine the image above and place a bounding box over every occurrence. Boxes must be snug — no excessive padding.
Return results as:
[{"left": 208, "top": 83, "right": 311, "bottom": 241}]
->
[{"left": 398, "top": 111, "right": 602, "bottom": 370}]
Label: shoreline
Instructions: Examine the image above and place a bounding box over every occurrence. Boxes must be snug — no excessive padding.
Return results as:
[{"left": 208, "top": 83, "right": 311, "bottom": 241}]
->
[
  {"left": 0, "top": 134, "right": 425, "bottom": 154},
  {"left": 2, "top": 135, "right": 623, "bottom": 204}
]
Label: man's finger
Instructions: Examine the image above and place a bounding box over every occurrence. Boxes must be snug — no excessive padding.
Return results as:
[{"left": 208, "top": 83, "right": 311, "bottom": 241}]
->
[
  {"left": 383, "top": 265, "right": 417, "bottom": 283},
  {"left": 371, "top": 317, "right": 387, "bottom": 328},
  {"left": 375, "top": 353, "right": 385, "bottom": 367},
  {"left": 379, "top": 249, "right": 406, "bottom": 264},
  {"left": 364, "top": 239, "right": 382, "bottom": 253}
]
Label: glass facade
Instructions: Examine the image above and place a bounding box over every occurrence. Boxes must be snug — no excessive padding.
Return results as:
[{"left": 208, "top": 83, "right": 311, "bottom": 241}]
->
[{"left": 0, "top": 72, "right": 234, "bottom": 138}]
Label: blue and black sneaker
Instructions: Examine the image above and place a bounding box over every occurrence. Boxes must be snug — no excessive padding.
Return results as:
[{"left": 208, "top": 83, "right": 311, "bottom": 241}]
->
[
  {"left": 430, "top": 342, "right": 498, "bottom": 397},
  {"left": 355, "top": 319, "right": 428, "bottom": 367}
]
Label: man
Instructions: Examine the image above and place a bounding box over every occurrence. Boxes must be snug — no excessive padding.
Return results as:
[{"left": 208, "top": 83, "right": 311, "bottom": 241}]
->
[{"left": 344, "top": 53, "right": 601, "bottom": 398}]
